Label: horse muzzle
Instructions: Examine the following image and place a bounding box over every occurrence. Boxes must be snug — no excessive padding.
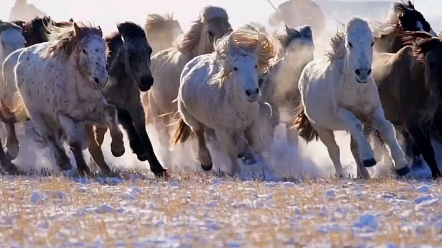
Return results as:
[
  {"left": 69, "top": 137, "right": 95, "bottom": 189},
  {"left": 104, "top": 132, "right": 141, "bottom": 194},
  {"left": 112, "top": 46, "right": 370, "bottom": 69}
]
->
[{"left": 139, "top": 75, "right": 154, "bottom": 92}]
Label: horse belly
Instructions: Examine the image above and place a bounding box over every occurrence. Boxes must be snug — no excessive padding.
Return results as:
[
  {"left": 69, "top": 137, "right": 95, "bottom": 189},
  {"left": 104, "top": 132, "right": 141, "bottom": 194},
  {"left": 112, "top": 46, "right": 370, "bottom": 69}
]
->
[{"left": 303, "top": 84, "right": 346, "bottom": 131}]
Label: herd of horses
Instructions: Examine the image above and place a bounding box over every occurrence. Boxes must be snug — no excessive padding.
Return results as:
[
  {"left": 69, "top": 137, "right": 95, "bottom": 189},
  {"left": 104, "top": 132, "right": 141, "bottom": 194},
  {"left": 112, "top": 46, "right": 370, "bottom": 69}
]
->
[{"left": 0, "top": 2, "right": 441, "bottom": 180}]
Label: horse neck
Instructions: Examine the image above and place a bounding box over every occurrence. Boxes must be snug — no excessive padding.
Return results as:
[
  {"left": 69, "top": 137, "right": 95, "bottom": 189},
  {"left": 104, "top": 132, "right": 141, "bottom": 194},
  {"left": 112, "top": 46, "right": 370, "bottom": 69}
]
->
[
  {"left": 195, "top": 32, "right": 212, "bottom": 57},
  {"left": 375, "top": 33, "right": 402, "bottom": 53}
]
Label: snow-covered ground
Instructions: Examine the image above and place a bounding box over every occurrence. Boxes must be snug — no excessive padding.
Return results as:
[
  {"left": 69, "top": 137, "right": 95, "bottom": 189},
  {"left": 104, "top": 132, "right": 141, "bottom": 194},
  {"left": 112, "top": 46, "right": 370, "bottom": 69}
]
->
[{"left": 0, "top": 175, "right": 440, "bottom": 247}]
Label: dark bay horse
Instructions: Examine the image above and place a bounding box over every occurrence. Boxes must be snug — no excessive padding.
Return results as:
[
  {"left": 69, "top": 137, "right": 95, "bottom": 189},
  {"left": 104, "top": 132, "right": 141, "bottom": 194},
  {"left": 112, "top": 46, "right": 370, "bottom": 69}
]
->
[
  {"left": 87, "top": 22, "right": 168, "bottom": 177},
  {"left": 352, "top": 31, "right": 442, "bottom": 179}
]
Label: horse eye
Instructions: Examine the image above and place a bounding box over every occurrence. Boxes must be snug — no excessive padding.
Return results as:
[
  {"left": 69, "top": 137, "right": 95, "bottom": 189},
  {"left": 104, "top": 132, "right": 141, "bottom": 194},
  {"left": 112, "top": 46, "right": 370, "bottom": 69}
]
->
[
  {"left": 82, "top": 49, "right": 87, "bottom": 54},
  {"left": 371, "top": 42, "right": 374, "bottom": 47},
  {"left": 233, "top": 67, "right": 238, "bottom": 71},
  {"left": 208, "top": 31, "right": 214, "bottom": 37},
  {"left": 348, "top": 42, "right": 353, "bottom": 48},
  {"left": 255, "top": 65, "right": 258, "bottom": 69}
]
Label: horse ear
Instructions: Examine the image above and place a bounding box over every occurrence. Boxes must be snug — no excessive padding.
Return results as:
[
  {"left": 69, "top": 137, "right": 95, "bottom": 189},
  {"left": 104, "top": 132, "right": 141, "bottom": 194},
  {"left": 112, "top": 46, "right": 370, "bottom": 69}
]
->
[
  {"left": 285, "top": 25, "right": 290, "bottom": 33},
  {"left": 69, "top": 18, "right": 74, "bottom": 23},
  {"left": 73, "top": 22, "right": 81, "bottom": 35},
  {"left": 300, "top": 26, "right": 313, "bottom": 41}
]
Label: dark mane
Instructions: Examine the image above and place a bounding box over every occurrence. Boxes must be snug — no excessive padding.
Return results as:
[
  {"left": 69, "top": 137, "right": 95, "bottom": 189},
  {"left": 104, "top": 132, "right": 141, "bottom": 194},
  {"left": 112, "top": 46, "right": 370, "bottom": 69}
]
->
[
  {"left": 44, "top": 22, "right": 103, "bottom": 58},
  {"left": 402, "top": 31, "right": 442, "bottom": 61},
  {"left": 12, "top": 16, "right": 53, "bottom": 45},
  {"left": 105, "top": 22, "right": 147, "bottom": 59},
  {"left": 117, "top": 21, "right": 147, "bottom": 39},
  {"left": 394, "top": 1, "right": 415, "bottom": 13}
]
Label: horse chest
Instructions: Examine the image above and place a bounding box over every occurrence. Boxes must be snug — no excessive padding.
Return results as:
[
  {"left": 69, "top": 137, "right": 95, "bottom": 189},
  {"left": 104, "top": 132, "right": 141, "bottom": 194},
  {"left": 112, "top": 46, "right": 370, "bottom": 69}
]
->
[{"left": 338, "top": 83, "right": 377, "bottom": 115}]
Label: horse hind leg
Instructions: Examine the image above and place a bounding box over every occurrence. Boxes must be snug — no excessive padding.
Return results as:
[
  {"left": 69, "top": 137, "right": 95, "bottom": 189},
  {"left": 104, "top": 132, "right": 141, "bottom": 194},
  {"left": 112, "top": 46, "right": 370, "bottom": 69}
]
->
[
  {"left": 350, "top": 136, "right": 370, "bottom": 179},
  {"left": 86, "top": 124, "right": 111, "bottom": 173},
  {"left": 58, "top": 114, "right": 91, "bottom": 176},
  {"left": 4, "top": 123, "right": 19, "bottom": 159},
  {"left": 315, "top": 127, "right": 345, "bottom": 178}
]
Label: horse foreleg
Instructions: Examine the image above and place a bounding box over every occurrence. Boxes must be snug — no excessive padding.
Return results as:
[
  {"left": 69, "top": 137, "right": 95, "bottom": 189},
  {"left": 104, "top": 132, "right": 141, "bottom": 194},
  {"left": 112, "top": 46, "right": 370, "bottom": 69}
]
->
[
  {"left": 233, "top": 133, "right": 257, "bottom": 165},
  {"left": 0, "top": 137, "right": 18, "bottom": 174},
  {"left": 130, "top": 106, "right": 167, "bottom": 176},
  {"left": 4, "top": 123, "right": 19, "bottom": 159},
  {"left": 315, "top": 127, "right": 344, "bottom": 178},
  {"left": 405, "top": 120, "right": 441, "bottom": 179},
  {"left": 86, "top": 124, "right": 111, "bottom": 173},
  {"left": 58, "top": 114, "right": 90, "bottom": 176},
  {"left": 216, "top": 129, "right": 240, "bottom": 176},
  {"left": 337, "top": 107, "right": 376, "bottom": 168},
  {"left": 350, "top": 136, "right": 370, "bottom": 179},
  {"left": 88, "top": 101, "right": 125, "bottom": 158},
  {"left": 370, "top": 107, "right": 409, "bottom": 176},
  {"left": 244, "top": 120, "right": 265, "bottom": 154}
]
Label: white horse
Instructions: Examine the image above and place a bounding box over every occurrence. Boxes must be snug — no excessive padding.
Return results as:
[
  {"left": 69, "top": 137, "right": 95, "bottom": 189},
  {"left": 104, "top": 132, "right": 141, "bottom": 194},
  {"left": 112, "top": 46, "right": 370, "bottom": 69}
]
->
[
  {"left": 143, "top": 6, "right": 233, "bottom": 167},
  {"left": 294, "top": 17, "right": 409, "bottom": 178},
  {"left": 0, "top": 22, "right": 124, "bottom": 176},
  {"left": 171, "top": 28, "right": 276, "bottom": 176},
  {"left": 0, "top": 20, "right": 25, "bottom": 171}
]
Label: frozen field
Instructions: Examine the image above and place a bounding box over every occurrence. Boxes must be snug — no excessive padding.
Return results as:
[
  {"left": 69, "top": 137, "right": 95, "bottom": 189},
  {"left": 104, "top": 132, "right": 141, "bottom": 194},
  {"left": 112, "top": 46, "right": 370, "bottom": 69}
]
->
[{"left": 0, "top": 175, "right": 441, "bottom": 247}]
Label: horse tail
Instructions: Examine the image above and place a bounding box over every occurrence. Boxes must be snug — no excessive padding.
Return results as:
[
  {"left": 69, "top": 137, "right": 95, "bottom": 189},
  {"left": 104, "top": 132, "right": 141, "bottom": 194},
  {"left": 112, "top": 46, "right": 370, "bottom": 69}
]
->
[
  {"left": 293, "top": 105, "right": 318, "bottom": 143},
  {"left": 172, "top": 117, "right": 193, "bottom": 145},
  {"left": 0, "top": 96, "right": 30, "bottom": 124}
]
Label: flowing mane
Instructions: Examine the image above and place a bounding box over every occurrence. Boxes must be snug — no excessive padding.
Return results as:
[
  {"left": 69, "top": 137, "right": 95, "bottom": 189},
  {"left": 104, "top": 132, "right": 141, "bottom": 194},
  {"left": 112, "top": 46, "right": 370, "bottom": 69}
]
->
[
  {"left": 214, "top": 29, "right": 276, "bottom": 86},
  {"left": 174, "top": 6, "right": 228, "bottom": 53},
  {"left": 145, "top": 13, "right": 179, "bottom": 33},
  {"left": 402, "top": 31, "right": 442, "bottom": 61},
  {"left": 325, "top": 32, "right": 346, "bottom": 60},
  {"left": 371, "top": 1, "right": 427, "bottom": 38},
  {"left": 239, "top": 22, "right": 268, "bottom": 35},
  {"left": 44, "top": 22, "right": 103, "bottom": 59},
  {"left": 0, "top": 20, "right": 22, "bottom": 33}
]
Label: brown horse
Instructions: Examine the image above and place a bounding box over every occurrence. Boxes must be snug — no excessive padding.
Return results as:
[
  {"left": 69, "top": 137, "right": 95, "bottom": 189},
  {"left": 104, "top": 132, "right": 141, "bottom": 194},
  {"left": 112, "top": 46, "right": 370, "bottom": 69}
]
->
[
  {"left": 368, "top": 1, "right": 437, "bottom": 175},
  {"left": 351, "top": 31, "right": 442, "bottom": 179},
  {"left": 12, "top": 16, "right": 73, "bottom": 47},
  {"left": 144, "top": 13, "right": 183, "bottom": 55}
]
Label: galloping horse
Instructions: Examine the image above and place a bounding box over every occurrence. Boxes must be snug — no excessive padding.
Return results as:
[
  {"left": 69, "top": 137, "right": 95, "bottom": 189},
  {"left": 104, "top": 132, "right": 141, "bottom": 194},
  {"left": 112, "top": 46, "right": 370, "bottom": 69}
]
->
[{"left": 144, "top": 13, "right": 183, "bottom": 55}]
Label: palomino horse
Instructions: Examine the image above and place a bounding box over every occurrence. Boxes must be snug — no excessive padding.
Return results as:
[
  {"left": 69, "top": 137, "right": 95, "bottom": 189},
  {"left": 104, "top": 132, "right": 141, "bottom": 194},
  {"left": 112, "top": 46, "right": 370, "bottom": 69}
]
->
[
  {"left": 294, "top": 17, "right": 409, "bottom": 178},
  {"left": 0, "top": 20, "right": 25, "bottom": 172},
  {"left": 259, "top": 25, "right": 314, "bottom": 145},
  {"left": 364, "top": 31, "right": 442, "bottom": 179},
  {"left": 12, "top": 16, "right": 74, "bottom": 47},
  {"left": 144, "top": 13, "right": 183, "bottom": 55},
  {"left": 143, "top": 6, "right": 232, "bottom": 168},
  {"left": 172, "top": 28, "right": 276, "bottom": 176},
  {"left": 0, "top": 22, "right": 124, "bottom": 176},
  {"left": 87, "top": 22, "right": 167, "bottom": 177}
]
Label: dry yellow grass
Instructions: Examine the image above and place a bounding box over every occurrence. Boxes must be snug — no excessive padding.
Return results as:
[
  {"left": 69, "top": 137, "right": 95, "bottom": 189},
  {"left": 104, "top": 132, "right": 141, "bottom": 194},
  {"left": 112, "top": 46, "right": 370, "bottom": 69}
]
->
[{"left": 0, "top": 174, "right": 440, "bottom": 247}]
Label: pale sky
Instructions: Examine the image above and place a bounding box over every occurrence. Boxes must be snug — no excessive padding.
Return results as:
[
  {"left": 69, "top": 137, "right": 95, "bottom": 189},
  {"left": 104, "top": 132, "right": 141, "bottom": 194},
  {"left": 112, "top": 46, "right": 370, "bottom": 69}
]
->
[{"left": 0, "top": 0, "right": 440, "bottom": 37}]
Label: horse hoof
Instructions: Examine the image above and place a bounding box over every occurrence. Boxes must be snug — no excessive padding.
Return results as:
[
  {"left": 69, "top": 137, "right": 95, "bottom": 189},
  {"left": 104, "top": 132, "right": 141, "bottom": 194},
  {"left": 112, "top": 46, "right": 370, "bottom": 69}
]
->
[
  {"left": 153, "top": 169, "right": 168, "bottom": 179},
  {"left": 201, "top": 163, "right": 213, "bottom": 171},
  {"left": 111, "top": 146, "right": 125, "bottom": 157},
  {"left": 136, "top": 152, "right": 149, "bottom": 162},
  {"left": 395, "top": 166, "right": 410, "bottom": 176},
  {"left": 241, "top": 156, "right": 257, "bottom": 165},
  {"left": 362, "top": 158, "right": 377, "bottom": 168}
]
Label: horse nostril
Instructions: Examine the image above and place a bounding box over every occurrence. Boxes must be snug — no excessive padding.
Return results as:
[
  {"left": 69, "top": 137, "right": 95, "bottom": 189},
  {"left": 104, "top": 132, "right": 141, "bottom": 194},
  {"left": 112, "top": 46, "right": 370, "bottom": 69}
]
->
[
  {"left": 355, "top": 69, "right": 361, "bottom": 76},
  {"left": 255, "top": 88, "right": 260, "bottom": 94},
  {"left": 245, "top": 90, "right": 251, "bottom": 96},
  {"left": 93, "top": 77, "right": 99, "bottom": 84},
  {"left": 367, "top": 68, "right": 372, "bottom": 75}
]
